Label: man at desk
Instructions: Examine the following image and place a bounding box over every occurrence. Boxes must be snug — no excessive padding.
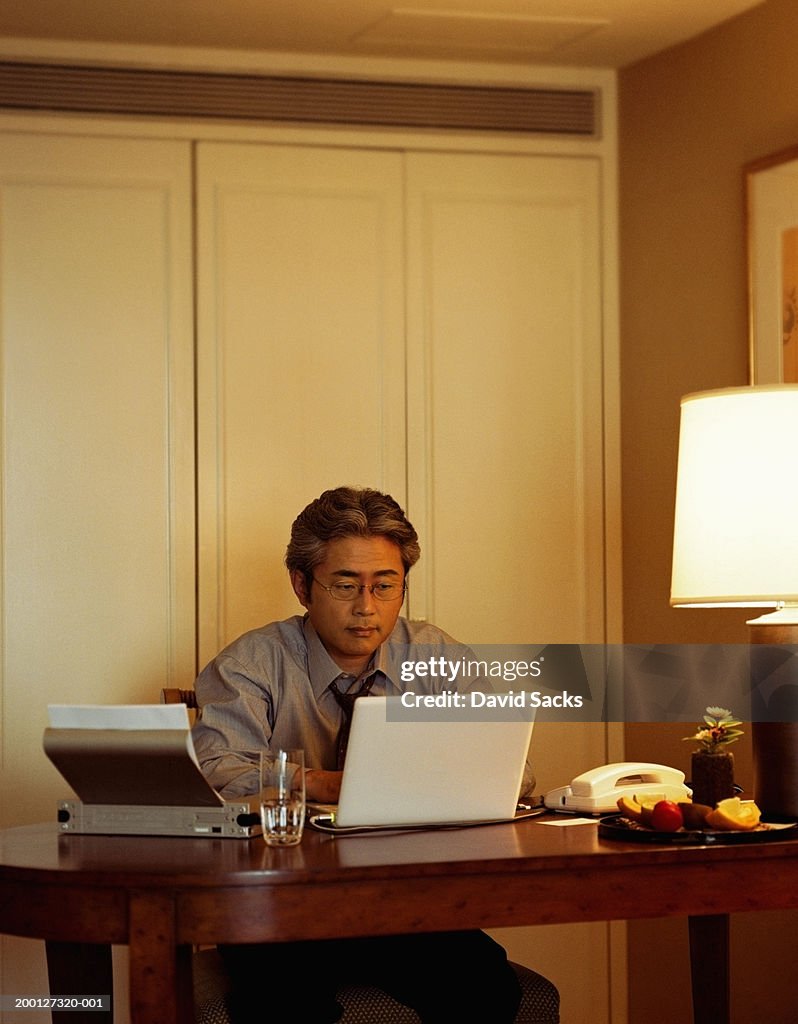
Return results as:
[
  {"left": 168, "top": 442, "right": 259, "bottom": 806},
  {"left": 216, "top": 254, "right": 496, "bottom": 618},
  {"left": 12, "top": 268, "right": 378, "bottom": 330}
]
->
[{"left": 192, "top": 485, "right": 526, "bottom": 1024}]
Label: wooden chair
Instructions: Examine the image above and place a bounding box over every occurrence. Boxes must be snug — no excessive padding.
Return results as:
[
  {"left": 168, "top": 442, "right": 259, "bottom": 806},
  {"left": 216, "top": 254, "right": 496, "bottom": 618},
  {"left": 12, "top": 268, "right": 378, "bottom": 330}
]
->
[{"left": 162, "top": 688, "right": 560, "bottom": 1024}]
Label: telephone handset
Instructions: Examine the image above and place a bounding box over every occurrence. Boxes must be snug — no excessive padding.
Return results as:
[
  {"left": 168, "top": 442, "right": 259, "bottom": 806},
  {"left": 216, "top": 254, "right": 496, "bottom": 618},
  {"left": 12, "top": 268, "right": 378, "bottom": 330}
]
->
[{"left": 543, "top": 761, "right": 691, "bottom": 815}]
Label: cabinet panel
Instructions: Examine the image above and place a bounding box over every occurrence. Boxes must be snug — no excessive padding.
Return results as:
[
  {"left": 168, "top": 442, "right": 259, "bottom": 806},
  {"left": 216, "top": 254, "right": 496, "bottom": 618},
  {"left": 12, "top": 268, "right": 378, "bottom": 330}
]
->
[
  {"left": 196, "top": 143, "right": 406, "bottom": 662},
  {"left": 0, "top": 133, "right": 195, "bottom": 822},
  {"left": 406, "top": 151, "right": 605, "bottom": 646}
]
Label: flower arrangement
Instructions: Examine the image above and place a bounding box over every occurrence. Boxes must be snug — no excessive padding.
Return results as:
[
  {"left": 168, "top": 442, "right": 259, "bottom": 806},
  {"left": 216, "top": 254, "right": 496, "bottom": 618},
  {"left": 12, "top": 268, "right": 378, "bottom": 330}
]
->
[{"left": 684, "top": 706, "right": 743, "bottom": 755}]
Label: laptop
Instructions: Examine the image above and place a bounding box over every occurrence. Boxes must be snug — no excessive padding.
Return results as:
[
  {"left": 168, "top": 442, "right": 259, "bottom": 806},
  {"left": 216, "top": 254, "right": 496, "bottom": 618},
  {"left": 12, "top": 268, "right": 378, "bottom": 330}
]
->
[
  {"left": 44, "top": 704, "right": 261, "bottom": 838},
  {"left": 315, "top": 695, "right": 536, "bottom": 832}
]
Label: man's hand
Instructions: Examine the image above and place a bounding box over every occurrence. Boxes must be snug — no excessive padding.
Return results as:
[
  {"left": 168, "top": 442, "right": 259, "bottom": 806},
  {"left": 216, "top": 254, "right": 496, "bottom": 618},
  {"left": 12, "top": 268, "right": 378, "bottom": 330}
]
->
[{"left": 305, "top": 768, "right": 343, "bottom": 803}]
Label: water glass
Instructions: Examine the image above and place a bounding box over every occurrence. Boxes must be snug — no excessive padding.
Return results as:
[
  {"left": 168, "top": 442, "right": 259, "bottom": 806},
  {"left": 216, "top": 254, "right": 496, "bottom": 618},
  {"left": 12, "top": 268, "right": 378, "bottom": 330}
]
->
[{"left": 260, "top": 749, "right": 306, "bottom": 846}]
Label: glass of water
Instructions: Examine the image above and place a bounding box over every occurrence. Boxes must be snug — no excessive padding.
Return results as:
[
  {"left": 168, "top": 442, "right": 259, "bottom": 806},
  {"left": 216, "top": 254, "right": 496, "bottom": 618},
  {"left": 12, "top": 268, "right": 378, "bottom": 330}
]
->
[{"left": 260, "top": 749, "right": 306, "bottom": 846}]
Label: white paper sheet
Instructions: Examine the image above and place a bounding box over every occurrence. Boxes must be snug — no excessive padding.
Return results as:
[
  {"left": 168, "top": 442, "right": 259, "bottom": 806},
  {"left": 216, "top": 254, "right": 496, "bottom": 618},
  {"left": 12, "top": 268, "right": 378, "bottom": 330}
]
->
[{"left": 48, "top": 703, "right": 190, "bottom": 730}]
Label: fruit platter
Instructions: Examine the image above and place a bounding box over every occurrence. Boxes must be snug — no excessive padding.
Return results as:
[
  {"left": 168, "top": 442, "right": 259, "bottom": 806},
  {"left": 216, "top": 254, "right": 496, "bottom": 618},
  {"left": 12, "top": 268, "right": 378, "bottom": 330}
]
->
[{"left": 599, "top": 789, "right": 798, "bottom": 845}]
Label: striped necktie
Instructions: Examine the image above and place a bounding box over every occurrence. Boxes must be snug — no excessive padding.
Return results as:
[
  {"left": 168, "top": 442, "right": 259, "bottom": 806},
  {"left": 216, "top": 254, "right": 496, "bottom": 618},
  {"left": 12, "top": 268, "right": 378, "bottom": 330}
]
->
[{"left": 328, "top": 673, "right": 377, "bottom": 769}]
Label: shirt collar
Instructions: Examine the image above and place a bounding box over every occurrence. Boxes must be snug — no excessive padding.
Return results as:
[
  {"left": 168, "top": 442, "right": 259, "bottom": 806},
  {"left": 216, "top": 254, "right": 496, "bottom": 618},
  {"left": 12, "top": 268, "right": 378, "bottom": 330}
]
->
[
  {"left": 303, "top": 618, "right": 344, "bottom": 699},
  {"left": 302, "top": 617, "right": 402, "bottom": 698}
]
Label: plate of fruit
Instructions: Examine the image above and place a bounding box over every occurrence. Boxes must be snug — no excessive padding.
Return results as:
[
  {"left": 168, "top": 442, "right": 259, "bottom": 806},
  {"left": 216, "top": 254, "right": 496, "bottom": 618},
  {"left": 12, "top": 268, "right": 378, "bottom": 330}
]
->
[{"left": 599, "top": 793, "right": 798, "bottom": 844}]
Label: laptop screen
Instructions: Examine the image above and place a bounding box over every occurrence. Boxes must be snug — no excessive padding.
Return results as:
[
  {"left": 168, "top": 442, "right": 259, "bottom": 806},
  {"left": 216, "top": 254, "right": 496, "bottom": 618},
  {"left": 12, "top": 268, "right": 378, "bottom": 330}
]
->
[{"left": 334, "top": 695, "right": 534, "bottom": 828}]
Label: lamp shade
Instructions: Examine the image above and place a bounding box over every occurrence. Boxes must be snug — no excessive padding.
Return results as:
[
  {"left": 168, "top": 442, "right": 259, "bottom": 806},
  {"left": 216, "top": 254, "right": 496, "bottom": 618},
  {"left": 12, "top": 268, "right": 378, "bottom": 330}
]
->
[{"left": 670, "top": 385, "right": 798, "bottom": 608}]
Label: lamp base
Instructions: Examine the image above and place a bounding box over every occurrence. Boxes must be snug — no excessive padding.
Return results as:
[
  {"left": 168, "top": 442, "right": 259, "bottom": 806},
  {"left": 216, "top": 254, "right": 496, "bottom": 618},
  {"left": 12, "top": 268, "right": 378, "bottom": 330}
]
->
[{"left": 750, "top": 622, "right": 798, "bottom": 819}]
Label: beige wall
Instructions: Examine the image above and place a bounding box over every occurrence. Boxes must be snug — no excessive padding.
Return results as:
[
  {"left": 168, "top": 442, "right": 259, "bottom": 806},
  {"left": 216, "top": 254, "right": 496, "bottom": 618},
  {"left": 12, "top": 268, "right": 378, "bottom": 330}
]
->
[{"left": 619, "top": 0, "right": 798, "bottom": 1020}]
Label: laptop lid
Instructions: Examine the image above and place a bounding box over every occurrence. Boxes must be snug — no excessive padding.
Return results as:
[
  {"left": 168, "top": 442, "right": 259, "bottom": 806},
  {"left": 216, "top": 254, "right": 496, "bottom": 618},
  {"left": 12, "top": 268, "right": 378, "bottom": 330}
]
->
[
  {"left": 44, "top": 704, "right": 223, "bottom": 806},
  {"left": 333, "top": 695, "right": 534, "bottom": 828}
]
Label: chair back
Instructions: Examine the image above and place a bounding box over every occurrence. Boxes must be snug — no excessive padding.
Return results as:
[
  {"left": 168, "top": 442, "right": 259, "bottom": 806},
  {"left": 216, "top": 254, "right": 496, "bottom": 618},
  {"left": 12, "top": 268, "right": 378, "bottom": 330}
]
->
[{"left": 161, "top": 687, "right": 198, "bottom": 709}]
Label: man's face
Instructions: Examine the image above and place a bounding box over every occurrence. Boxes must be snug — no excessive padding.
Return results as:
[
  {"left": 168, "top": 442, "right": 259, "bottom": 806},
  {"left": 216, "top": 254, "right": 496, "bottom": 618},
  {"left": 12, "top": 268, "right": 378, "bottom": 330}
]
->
[{"left": 291, "top": 535, "right": 405, "bottom": 675}]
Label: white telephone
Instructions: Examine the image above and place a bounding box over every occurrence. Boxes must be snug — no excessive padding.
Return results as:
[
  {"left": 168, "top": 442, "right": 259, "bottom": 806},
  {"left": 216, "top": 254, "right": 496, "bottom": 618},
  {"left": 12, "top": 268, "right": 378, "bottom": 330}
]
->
[{"left": 544, "top": 761, "right": 691, "bottom": 815}]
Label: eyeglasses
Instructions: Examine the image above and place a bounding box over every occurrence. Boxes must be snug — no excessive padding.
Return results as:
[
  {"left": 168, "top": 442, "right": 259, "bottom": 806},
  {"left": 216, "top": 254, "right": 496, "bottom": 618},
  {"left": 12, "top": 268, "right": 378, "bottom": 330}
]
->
[{"left": 312, "top": 578, "right": 406, "bottom": 602}]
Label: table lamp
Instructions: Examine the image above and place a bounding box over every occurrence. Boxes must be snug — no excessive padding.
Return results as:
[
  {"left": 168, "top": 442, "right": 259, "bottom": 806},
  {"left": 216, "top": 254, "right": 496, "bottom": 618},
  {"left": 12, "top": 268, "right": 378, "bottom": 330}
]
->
[{"left": 670, "top": 384, "right": 798, "bottom": 818}]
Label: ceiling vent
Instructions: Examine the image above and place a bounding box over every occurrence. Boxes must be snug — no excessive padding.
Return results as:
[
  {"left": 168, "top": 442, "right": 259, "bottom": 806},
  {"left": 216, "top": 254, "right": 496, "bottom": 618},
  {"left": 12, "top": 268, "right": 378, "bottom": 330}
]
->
[{"left": 0, "top": 62, "right": 599, "bottom": 138}]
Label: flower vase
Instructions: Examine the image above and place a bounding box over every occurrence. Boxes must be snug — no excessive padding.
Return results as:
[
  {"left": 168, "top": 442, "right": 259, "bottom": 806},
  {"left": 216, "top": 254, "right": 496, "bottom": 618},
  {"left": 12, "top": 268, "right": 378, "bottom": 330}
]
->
[{"left": 690, "top": 750, "right": 734, "bottom": 809}]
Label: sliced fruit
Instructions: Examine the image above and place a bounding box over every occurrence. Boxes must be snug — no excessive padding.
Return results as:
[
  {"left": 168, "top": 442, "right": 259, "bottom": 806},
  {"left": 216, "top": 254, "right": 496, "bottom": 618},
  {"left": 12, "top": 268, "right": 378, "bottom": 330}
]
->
[
  {"left": 617, "top": 788, "right": 691, "bottom": 826},
  {"left": 705, "top": 797, "right": 762, "bottom": 832},
  {"left": 650, "top": 800, "right": 684, "bottom": 832},
  {"left": 679, "top": 802, "right": 713, "bottom": 829},
  {"left": 635, "top": 787, "right": 690, "bottom": 806},
  {"left": 617, "top": 795, "right": 644, "bottom": 821}
]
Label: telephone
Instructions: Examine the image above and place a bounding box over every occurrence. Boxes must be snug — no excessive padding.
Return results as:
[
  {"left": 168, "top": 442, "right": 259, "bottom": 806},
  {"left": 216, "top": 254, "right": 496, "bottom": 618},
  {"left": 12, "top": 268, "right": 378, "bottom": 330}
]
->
[{"left": 543, "top": 761, "right": 691, "bottom": 815}]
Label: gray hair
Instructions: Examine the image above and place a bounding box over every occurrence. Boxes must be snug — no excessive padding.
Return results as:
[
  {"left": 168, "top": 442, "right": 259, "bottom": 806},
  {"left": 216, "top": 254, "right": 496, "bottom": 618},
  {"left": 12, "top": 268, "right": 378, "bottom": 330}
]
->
[{"left": 285, "top": 487, "right": 420, "bottom": 584}]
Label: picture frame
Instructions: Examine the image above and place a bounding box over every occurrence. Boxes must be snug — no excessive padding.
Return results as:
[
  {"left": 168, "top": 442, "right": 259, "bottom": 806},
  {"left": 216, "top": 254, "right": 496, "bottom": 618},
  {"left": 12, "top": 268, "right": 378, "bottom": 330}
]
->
[{"left": 745, "top": 145, "right": 798, "bottom": 384}]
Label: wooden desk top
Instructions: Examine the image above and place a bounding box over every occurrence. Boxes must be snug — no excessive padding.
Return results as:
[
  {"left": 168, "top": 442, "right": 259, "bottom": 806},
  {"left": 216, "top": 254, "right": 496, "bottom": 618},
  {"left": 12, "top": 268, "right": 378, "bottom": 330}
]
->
[
  {"left": 3, "top": 817, "right": 798, "bottom": 946},
  {"left": 4, "top": 815, "right": 798, "bottom": 881}
]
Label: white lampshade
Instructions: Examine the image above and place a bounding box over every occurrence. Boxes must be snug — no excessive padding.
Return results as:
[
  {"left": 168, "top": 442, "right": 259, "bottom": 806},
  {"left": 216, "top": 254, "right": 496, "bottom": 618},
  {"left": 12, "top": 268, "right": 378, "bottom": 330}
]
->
[{"left": 670, "top": 385, "right": 798, "bottom": 613}]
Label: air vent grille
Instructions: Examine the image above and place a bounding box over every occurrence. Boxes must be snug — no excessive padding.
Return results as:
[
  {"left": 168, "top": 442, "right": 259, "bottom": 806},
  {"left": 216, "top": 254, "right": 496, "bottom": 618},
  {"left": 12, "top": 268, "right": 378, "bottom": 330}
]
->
[{"left": 0, "top": 62, "right": 599, "bottom": 137}]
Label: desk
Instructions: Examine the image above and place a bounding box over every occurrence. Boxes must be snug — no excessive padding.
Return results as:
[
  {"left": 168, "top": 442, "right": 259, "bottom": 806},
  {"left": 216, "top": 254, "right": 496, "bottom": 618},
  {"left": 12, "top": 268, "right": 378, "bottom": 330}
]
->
[{"left": 2, "top": 820, "right": 798, "bottom": 1024}]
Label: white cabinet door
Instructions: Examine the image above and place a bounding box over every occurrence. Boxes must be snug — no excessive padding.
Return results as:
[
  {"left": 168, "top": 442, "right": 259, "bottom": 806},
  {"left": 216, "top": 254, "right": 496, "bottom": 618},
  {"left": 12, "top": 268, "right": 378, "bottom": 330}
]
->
[
  {"left": 405, "top": 150, "right": 605, "bottom": 645},
  {"left": 195, "top": 142, "right": 406, "bottom": 663},
  {"left": 0, "top": 133, "right": 195, "bottom": 828}
]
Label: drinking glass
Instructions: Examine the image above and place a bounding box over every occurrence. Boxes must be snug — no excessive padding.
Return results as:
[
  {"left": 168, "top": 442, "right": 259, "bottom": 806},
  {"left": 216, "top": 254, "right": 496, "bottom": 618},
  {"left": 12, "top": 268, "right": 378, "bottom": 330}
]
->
[{"left": 260, "top": 749, "right": 306, "bottom": 846}]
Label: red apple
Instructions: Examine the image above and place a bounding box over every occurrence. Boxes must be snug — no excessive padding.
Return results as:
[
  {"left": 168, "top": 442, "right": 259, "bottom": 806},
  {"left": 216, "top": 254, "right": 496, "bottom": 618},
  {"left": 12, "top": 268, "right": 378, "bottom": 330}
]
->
[{"left": 650, "top": 800, "right": 683, "bottom": 833}]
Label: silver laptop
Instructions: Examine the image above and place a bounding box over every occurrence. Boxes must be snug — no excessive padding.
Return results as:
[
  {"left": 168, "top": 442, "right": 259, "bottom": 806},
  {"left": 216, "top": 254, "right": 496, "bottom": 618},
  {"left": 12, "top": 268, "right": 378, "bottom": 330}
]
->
[
  {"left": 327, "top": 695, "right": 535, "bottom": 830},
  {"left": 44, "top": 704, "right": 260, "bottom": 838}
]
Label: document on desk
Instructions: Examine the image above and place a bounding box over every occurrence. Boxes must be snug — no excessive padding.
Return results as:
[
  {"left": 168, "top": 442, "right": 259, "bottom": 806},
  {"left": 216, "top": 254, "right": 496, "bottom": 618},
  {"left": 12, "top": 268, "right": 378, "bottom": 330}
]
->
[{"left": 539, "top": 817, "right": 599, "bottom": 826}]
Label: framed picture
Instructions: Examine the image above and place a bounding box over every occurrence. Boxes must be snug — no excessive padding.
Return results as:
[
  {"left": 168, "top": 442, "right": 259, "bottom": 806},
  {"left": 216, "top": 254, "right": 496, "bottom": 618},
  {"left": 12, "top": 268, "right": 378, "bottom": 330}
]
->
[{"left": 745, "top": 144, "right": 798, "bottom": 384}]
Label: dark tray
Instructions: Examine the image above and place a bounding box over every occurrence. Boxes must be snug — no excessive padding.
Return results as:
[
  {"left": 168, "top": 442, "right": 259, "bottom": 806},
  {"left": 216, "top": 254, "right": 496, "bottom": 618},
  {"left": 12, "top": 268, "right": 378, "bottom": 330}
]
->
[{"left": 598, "top": 812, "right": 798, "bottom": 845}]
